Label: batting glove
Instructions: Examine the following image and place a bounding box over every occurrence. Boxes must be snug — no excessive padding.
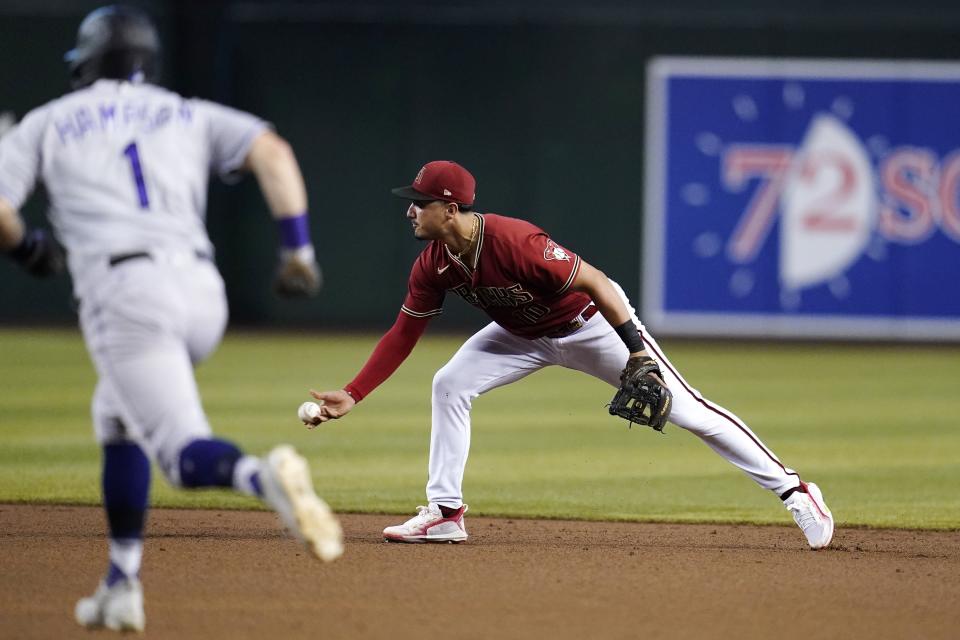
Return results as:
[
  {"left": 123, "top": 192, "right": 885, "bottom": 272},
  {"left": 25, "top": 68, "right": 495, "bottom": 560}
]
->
[
  {"left": 6, "top": 228, "right": 66, "bottom": 278},
  {"left": 274, "top": 244, "right": 322, "bottom": 297}
]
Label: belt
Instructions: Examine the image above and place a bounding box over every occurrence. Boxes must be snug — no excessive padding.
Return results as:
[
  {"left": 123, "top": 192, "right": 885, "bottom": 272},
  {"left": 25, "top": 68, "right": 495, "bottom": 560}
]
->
[
  {"left": 544, "top": 303, "right": 599, "bottom": 339},
  {"left": 109, "top": 250, "right": 210, "bottom": 267}
]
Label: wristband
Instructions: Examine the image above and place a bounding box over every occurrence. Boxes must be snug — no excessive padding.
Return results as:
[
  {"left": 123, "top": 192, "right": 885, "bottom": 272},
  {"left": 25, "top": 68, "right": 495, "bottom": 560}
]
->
[
  {"left": 277, "top": 212, "right": 311, "bottom": 249},
  {"left": 613, "top": 320, "right": 644, "bottom": 353}
]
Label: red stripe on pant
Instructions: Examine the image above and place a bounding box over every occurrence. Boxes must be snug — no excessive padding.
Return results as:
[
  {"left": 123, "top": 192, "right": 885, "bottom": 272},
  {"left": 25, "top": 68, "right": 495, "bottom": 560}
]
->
[{"left": 640, "top": 333, "right": 800, "bottom": 485}]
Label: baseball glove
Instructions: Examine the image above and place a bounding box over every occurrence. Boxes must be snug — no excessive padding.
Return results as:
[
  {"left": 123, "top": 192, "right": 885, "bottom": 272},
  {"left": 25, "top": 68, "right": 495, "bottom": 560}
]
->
[
  {"left": 608, "top": 355, "right": 673, "bottom": 431},
  {"left": 274, "top": 246, "right": 322, "bottom": 297}
]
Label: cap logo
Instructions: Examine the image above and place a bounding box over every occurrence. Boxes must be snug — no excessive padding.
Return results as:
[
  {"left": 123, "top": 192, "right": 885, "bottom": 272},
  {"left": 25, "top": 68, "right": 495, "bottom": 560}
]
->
[
  {"left": 414, "top": 166, "right": 426, "bottom": 185},
  {"left": 443, "top": 189, "right": 452, "bottom": 196}
]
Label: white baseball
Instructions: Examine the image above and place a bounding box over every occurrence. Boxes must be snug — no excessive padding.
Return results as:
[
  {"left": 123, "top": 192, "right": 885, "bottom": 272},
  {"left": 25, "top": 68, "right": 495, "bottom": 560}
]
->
[{"left": 298, "top": 400, "right": 324, "bottom": 423}]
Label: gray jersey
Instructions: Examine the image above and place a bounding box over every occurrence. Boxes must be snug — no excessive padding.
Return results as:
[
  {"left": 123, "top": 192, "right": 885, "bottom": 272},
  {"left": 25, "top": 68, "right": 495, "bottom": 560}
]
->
[{"left": 0, "top": 79, "right": 267, "bottom": 295}]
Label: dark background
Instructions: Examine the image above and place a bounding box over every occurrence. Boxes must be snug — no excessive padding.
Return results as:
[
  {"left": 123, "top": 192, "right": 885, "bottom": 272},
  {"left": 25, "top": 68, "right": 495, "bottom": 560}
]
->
[{"left": 2, "top": 0, "right": 959, "bottom": 331}]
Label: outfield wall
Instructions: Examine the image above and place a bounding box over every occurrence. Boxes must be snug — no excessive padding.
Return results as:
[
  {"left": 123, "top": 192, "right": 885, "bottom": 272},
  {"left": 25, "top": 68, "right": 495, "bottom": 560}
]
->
[{"left": 1, "top": 1, "right": 959, "bottom": 337}]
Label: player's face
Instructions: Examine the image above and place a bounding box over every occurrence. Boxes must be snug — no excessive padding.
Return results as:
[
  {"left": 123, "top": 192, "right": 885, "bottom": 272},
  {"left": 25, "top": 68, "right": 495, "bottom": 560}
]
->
[{"left": 406, "top": 200, "right": 446, "bottom": 240}]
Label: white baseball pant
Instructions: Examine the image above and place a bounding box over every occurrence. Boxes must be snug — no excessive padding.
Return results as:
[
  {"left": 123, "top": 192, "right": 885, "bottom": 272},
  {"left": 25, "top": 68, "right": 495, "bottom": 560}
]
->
[
  {"left": 427, "top": 280, "right": 800, "bottom": 507},
  {"left": 78, "top": 250, "right": 228, "bottom": 484}
]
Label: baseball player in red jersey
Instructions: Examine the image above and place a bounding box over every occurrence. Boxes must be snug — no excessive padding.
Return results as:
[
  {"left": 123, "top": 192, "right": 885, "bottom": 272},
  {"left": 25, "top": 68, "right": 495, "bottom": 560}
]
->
[{"left": 309, "top": 160, "right": 834, "bottom": 549}]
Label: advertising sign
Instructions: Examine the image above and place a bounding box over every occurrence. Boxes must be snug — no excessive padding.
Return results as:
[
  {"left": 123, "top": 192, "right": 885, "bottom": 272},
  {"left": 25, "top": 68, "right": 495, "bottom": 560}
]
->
[{"left": 645, "top": 57, "right": 960, "bottom": 340}]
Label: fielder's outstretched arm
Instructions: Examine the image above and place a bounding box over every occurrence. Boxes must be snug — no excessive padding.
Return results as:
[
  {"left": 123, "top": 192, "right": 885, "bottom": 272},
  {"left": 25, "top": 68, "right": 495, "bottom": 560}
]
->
[
  {"left": 307, "top": 310, "right": 432, "bottom": 425},
  {"left": 571, "top": 258, "right": 671, "bottom": 427},
  {"left": 569, "top": 259, "right": 648, "bottom": 358}
]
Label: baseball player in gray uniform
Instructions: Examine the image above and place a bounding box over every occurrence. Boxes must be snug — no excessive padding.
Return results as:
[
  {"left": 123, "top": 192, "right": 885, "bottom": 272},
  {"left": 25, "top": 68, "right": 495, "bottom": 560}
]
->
[{"left": 0, "top": 5, "right": 341, "bottom": 633}]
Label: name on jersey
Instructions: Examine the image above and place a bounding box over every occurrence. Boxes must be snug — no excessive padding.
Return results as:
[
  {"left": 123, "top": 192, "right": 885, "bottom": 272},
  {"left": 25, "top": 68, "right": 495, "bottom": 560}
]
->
[
  {"left": 451, "top": 283, "right": 533, "bottom": 308},
  {"left": 451, "top": 283, "right": 551, "bottom": 324},
  {"left": 55, "top": 101, "right": 193, "bottom": 145}
]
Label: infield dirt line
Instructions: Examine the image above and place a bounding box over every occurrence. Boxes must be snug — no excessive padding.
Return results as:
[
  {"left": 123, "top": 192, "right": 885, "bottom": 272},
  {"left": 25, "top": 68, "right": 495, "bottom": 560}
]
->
[{"left": 2, "top": 504, "right": 958, "bottom": 640}]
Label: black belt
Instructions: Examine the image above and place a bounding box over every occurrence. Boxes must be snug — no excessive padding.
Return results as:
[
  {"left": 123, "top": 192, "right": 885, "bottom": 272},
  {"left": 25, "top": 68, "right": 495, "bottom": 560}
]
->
[
  {"left": 108, "top": 251, "right": 151, "bottom": 266},
  {"left": 544, "top": 304, "right": 599, "bottom": 339},
  {"left": 109, "top": 250, "right": 210, "bottom": 267}
]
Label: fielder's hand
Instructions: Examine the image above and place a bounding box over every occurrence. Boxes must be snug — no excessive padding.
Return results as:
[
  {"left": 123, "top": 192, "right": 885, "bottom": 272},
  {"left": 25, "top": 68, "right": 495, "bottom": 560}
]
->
[
  {"left": 608, "top": 355, "right": 673, "bottom": 431},
  {"left": 274, "top": 245, "right": 322, "bottom": 297},
  {"left": 306, "top": 389, "right": 355, "bottom": 428},
  {"left": 6, "top": 228, "right": 65, "bottom": 278}
]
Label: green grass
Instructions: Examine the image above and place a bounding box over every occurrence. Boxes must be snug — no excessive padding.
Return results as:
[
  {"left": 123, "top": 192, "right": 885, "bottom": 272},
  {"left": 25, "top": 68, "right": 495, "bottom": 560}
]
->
[{"left": 1, "top": 328, "right": 959, "bottom": 529}]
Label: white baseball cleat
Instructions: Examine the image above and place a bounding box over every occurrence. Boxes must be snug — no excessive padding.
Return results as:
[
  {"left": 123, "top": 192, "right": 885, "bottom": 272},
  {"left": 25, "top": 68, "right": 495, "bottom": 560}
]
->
[
  {"left": 260, "top": 444, "right": 344, "bottom": 562},
  {"left": 75, "top": 578, "right": 145, "bottom": 632},
  {"left": 784, "top": 481, "right": 834, "bottom": 550},
  {"left": 383, "top": 503, "right": 469, "bottom": 543}
]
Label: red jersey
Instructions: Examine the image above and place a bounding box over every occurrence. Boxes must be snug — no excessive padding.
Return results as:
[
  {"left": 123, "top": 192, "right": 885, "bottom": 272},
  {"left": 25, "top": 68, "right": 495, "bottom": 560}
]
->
[{"left": 401, "top": 214, "right": 592, "bottom": 339}]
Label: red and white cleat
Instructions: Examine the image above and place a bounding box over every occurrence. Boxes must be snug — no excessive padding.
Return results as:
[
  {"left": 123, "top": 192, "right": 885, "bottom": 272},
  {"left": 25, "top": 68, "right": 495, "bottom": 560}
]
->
[
  {"left": 785, "top": 482, "right": 834, "bottom": 549},
  {"left": 383, "top": 504, "right": 469, "bottom": 543}
]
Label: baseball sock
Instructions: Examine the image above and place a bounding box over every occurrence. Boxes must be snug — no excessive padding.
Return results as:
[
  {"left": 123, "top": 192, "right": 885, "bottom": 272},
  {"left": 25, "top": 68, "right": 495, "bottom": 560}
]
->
[
  {"left": 103, "top": 442, "right": 150, "bottom": 585},
  {"left": 107, "top": 540, "right": 143, "bottom": 586},
  {"left": 233, "top": 455, "right": 264, "bottom": 498},
  {"left": 179, "top": 438, "right": 263, "bottom": 497}
]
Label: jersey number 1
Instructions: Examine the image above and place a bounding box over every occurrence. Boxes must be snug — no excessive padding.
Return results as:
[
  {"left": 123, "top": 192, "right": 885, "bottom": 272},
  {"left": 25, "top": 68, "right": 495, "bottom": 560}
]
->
[{"left": 122, "top": 142, "right": 150, "bottom": 209}]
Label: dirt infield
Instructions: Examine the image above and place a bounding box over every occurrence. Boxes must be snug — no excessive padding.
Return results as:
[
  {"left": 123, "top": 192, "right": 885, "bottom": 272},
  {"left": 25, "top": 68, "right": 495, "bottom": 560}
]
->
[{"left": 2, "top": 505, "right": 958, "bottom": 639}]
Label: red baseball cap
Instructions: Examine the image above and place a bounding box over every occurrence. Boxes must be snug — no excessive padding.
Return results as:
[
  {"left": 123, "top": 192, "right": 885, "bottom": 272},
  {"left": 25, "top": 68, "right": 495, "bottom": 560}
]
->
[{"left": 391, "top": 160, "right": 476, "bottom": 206}]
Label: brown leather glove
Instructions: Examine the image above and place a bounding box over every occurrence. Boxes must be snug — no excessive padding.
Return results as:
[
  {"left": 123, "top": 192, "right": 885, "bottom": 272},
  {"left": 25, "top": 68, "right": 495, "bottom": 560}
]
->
[{"left": 608, "top": 355, "right": 673, "bottom": 431}]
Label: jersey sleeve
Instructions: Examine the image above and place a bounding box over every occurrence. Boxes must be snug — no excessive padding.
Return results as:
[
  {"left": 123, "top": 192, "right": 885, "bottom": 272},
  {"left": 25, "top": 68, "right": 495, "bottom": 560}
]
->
[
  {"left": 0, "top": 106, "right": 48, "bottom": 209},
  {"left": 192, "top": 99, "right": 270, "bottom": 180},
  {"left": 401, "top": 250, "right": 445, "bottom": 318},
  {"left": 343, "top": 310, "right": 431, "bottom": 401},
  {"left": 512, "top": 232, "right": 582, "bottom": 296}
]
